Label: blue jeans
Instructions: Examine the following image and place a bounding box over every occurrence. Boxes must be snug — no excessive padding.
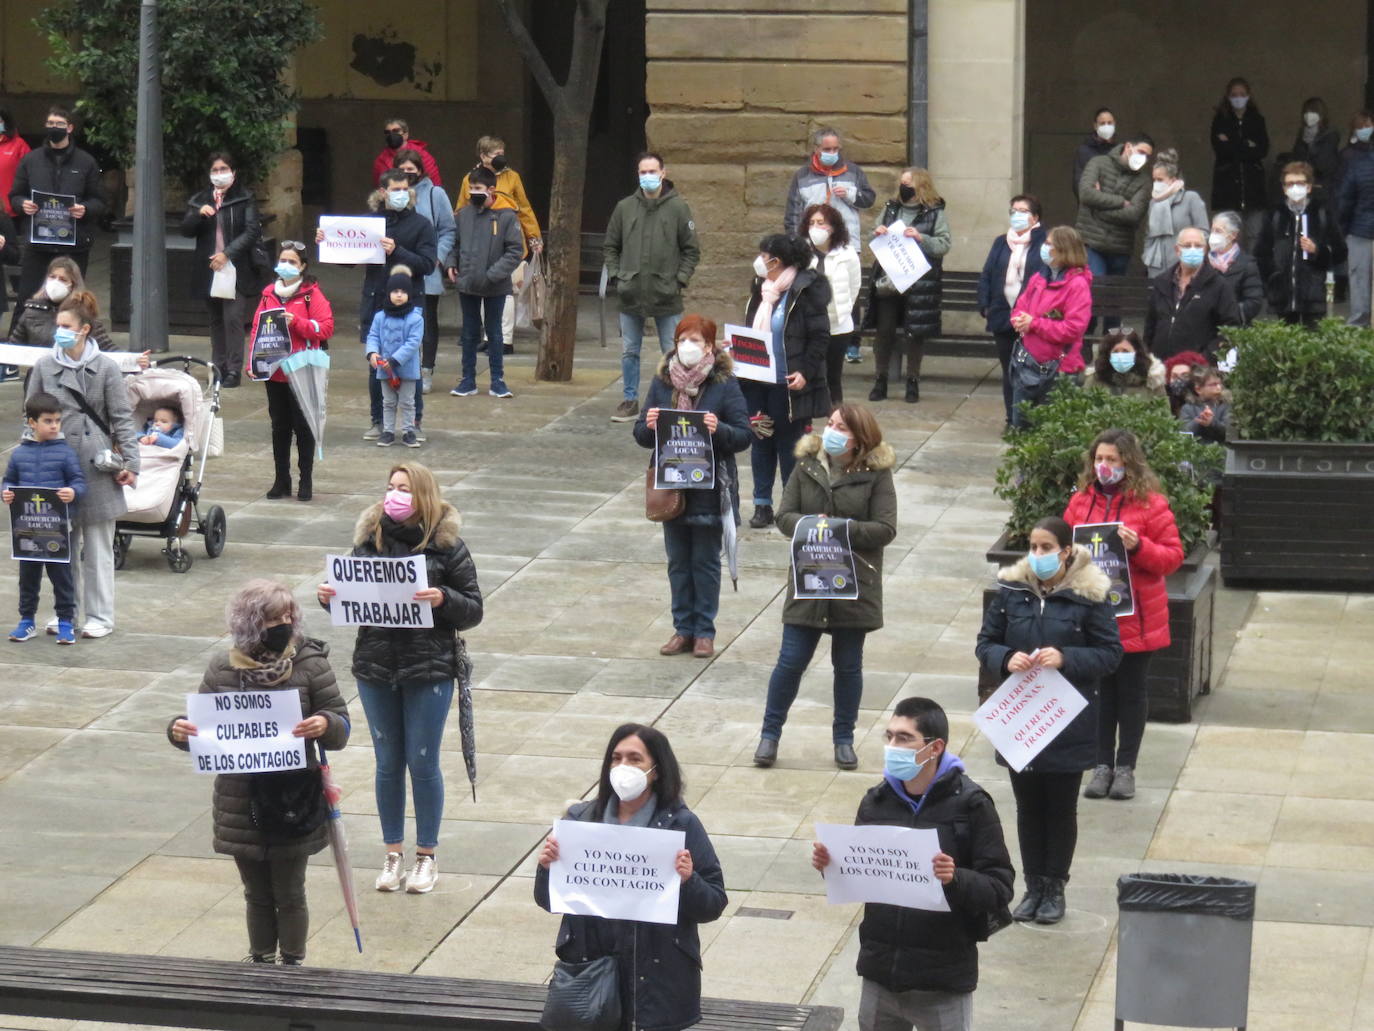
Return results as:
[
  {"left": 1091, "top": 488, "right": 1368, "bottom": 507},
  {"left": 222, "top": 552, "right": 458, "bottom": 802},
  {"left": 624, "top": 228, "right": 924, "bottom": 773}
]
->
[
  {"left": 750, "top": 417, "right": 805, "bottom": 506},
  {"left": 356, "top": 678, "right": 454, "bottom": 849},
  {"left": 761, "top": 623, "right": 868, "bottom": 745},
  {"left": 460, "top": 293, "right": 507, "bottom": 383},
  {"left": 663, "top": 519, "right": 724, "bottom": 640},
  {"left": 619, "top": 312, "right": 682, "bottom": 401},
  {"left": 1085, "top": 248, "right": 1131, "bottom": 332}
]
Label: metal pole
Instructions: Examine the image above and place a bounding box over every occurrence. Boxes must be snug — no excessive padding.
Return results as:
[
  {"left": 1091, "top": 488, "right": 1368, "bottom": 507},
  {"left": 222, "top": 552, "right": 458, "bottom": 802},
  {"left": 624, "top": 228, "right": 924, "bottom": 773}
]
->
[
  {"left": 131, "top": 0, "right": 168, "bottom": 353},
  {"left": 908, "top": 0, "right": 929, "bottom": 168}
]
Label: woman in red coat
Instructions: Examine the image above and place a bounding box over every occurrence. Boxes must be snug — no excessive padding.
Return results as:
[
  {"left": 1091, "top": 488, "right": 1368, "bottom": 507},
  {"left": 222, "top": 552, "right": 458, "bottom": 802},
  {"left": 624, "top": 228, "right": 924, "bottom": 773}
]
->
[
  {"left": 250, "top": 242, "right": 334, "bottom": 502},
  {"left": 1062, "top": 428, "right": 1183, "bottom": 801}
]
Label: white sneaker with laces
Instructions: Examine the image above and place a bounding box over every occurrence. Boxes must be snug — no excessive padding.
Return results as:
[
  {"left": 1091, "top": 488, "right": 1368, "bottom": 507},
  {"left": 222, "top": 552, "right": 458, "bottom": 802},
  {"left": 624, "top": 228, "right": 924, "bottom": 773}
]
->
[
  {"left": 405, "top": 853, "right": 437, "bottom": 894},
  {"left": 81, "top": 625, "right": 113, "bottom": 639},
  {"left": 376, "top": 851, "right": 405, "bottom": 892}
]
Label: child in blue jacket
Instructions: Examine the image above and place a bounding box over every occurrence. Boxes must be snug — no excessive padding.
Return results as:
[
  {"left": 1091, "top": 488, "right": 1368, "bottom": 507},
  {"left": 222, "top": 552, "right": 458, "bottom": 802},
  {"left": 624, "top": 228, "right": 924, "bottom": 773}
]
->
[
  {"left": 139, "top": 404, "right": 185, "bottom": 448},
  {"left": 365, "top": 267, "right": 424, "bottom": 448},
  {"left": 2, "top": 392, "right": 87, "bottom": 644}
]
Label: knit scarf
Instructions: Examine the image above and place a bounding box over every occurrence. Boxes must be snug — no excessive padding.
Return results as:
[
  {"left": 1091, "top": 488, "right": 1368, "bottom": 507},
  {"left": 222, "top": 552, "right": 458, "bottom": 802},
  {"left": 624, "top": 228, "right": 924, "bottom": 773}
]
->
[
  {"left": 274, "top": 277, "right": 303, "bottom": 299},
  {"left": 1208, "top": 243, "right": 1239, "bottom": 273},
  {"left": 752, "top": 266, "right": 797, "bottom": 333},
  {"left": 1003, "top": 226, "right": 1033, "bottom": 306},
  {"left": 230, "top": 641, "right": 297, "bottom": 687},
  {"left": 668, "top": 350, "right": 715, "bottom": 409},
  {"left": 810, "top": 151, "right": 847, "bottom": 178}
]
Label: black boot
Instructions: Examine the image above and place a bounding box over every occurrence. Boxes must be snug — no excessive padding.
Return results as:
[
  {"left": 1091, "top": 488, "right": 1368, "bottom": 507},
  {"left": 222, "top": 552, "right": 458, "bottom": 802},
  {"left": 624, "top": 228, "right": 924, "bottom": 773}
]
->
[
  {"left": 868, "top": 375, "right": 888, "bottom": 402},
  {"left": 1012, "top": 875, "right": 1044, "bottom": 921},
  {"left": 266, "top": 476, "right": 291, "bottom": 499},
  {"left": 1035, "top": 877, "right": 1067, "bottom": 924},
  {"left": 749, "top": 505, "right": 774, "bottom": 529},
  {"left": 296, "top": 469, "right": 313, "bottom": 502},
  {"left": 904, "top": 377, "right": 920, "bottom": 403}
]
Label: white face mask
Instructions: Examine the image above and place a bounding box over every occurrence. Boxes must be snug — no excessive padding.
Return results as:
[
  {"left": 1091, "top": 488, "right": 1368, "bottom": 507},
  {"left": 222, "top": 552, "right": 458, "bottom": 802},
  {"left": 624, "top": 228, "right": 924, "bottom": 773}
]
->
[
  {"left": 1208, "top": 231, "right": 1229, "bottom": 251},
  {"left": 44, "top": 278, "right": 71, "bottom": 303},
  {"left": 808, "top": 225, "right": 831, "bottom": 247},
  {"left": 210, "top": 171, "right": 234, "bottom": 189},
  {"left": 1127, "top": 151, "right": 1148, "bottom": 172},
  {"left": 675, "top": 341, "right": 705, "bottom": 367},
  {"left": 609, "top": 763, "right": 653, "bottom": 803},
  {"left": 1286, "top": 184, "right": 1309, "bottom": 203},
  {"left": 1152, "top": 180, "right": 1170, "bottom": 198},
  {"left": 753, "top": 255, "right": 771, "bottom": 278},
  {"left": 1096, "top": 122, "right": 1116, "bottom": 141},
  {"left": 1303, "top": 111, "right": 1320, "bottom": 127}
]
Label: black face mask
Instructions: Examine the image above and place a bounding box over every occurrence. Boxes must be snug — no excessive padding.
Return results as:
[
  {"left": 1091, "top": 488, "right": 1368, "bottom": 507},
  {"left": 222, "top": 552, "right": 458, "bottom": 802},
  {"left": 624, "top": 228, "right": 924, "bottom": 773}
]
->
[
  {"left": 469, "top": 193, "right": 487, "bottom": 208},
  {"left": 490, "top": 154, "right": 508, "bottom": 172},
  {"left": 898, "top": 184, "right": 915, "bottom": 202},
  {"left": 46, "top": 126, "right": 69, "bottom": 145},
  {"left": 260, "top": 622, "right": 294, "bottom": 655},
  {"left": 404, "top": 172, "right": 420, "bottom": 185},
  {"left": 384, "top": 131, "right": 404, "bottom": 149}
]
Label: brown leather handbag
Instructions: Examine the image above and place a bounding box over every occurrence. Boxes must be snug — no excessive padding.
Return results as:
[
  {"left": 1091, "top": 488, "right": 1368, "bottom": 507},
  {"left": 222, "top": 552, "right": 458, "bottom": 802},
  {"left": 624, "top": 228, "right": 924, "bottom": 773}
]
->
[{"left": 645, "top": 464, "right": 684, "bottom": 522}]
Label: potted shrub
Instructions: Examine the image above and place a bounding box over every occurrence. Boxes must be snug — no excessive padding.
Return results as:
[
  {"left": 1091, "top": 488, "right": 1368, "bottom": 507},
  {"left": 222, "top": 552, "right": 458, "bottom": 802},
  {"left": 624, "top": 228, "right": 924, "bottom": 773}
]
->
[
  {"left": 1222, "top": 319, "right": 1374, "bottom": 589},
  {"left": 982, "top": 380, "right": 1224, "bottom": 721}
]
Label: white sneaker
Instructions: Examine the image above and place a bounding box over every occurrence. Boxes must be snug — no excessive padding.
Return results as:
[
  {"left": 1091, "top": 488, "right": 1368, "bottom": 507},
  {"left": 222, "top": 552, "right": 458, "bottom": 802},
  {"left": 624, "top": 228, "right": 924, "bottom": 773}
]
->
[
  {"left": 362, "top": 423, "right": 382, "bottom": 440},
  {"left": 405, "top": 854, "right": 437, "bottom": 894},
  {"left": 375, "top": 851, "right": 405, "bottom": 892},
  {"left": 421, "top": 369, "right": 433, "bottom": 395},
  {"left": 81, "top": 625, "right": 113, "bottom": 639}
]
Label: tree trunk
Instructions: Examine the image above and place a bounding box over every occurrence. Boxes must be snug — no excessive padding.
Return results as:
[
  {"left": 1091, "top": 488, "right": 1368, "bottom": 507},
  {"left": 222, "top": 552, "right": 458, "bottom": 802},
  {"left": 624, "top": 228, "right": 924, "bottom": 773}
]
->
[{"left": 536, "top": 119, "right": 589, "bottom": 381}]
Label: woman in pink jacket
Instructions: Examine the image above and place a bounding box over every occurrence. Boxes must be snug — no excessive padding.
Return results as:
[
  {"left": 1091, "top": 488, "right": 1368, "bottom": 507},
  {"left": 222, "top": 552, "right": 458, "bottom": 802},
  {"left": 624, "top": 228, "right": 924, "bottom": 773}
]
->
[{"left": 1008, "top": 226, "right": 1093, "bottom": 427}]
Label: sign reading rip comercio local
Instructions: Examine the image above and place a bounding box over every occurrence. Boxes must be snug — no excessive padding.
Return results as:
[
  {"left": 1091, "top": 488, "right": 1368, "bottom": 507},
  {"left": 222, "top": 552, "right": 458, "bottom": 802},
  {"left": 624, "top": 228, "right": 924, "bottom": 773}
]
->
[
  {"left": 185, "top": 689, "right": 306, "bottom": 775},
  {"left": 325, "top": 553, "right": 433, "bottom": 628},
  {"left": 654, "top": 408, "right": 715, "bottom": 490}
]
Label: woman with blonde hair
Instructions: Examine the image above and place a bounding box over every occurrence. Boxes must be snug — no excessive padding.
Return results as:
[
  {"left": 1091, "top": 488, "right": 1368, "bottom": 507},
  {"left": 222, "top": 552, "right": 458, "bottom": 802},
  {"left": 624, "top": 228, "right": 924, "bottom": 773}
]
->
[
  {"left": 753, "top": 403, "right": 898, "bottom": 770},
  {"left": 317, "top": 462, "right": 482, "bottom": 895},
  {"left": 169, "top": 579, "right": 350, "bottom": 964},
  {"left": 10, "top": 255, "right": 112, "bottom": 350},
  {"left": 1008, "top": 225, "right": 1094, "bottom": 427},
  {"left": 862, "top": 166, "right": 952, "bottom": 403}
]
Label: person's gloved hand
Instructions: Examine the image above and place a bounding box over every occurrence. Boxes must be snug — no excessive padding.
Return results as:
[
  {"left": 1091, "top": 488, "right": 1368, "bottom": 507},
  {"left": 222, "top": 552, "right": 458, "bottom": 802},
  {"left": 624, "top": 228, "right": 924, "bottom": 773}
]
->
[{"left": 749, "top": 412, "right": 774, "bottom": 439}]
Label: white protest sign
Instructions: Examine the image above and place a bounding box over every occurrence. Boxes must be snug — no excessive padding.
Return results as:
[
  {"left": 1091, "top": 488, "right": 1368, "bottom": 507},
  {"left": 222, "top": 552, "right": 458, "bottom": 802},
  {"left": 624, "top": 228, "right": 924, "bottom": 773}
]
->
[
  {"left": 869, "top": 227, "right": 931, "bottom": 295},
  {"left": 723, "top": 323, "right": 779, "bottom": 385},
  {"left": 974, "top": 665, "right": 1088, "bottom": 773},
  {"left": 548, "top": 819, "right": 686, "bottom": 925},
  {"left": 325, "top": 553, "right": 433, "bottom": 628},
  {"left": 815, "top": 823, "right": 950, "bottom": 911},
  {"left": 185, "top": 689, "right": 306, "bottom": 775},
  {"left": 318, "top": 215, "right": 387, "bottom": 264}
]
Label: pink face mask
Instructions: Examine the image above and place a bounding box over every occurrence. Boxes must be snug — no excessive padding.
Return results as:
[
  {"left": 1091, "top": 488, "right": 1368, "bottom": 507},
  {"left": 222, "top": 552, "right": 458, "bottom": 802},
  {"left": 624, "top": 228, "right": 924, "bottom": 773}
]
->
[
  {"left": 1096, "top": 462, "right": 1126, "bottom": 486},
  {"left": 383, "top": 488, "right": 414, "bottom": 521}
]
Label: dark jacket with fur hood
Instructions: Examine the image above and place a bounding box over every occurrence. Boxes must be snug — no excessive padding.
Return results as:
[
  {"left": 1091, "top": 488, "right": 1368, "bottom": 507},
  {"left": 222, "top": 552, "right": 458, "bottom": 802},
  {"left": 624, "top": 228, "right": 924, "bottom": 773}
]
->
[
  {"left": 975, "top": 546, "right": 1123, "bottom": 773},
  {"left": 632, "top": 347, "right": 752, "bottom": 526},
  {"left": 776, "top": 433, "right": 898, "bottom": 631},
  {"left": 167, "top": 637, "right": 350, "bottom": 860},
  {"left": 343, "top": 501, "right": 483, "bottom": 686}
]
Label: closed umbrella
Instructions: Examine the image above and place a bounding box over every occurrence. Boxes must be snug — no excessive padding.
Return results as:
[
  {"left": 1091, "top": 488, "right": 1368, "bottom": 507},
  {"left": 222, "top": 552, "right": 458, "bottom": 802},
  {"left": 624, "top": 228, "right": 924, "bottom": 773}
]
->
[
  {"left": 719, "top": 462, "right": 739, "bottom": 591},
  {"left": 274, "top": 348, "right": 330, "bottom": 459},
  {"left": 453, "top": 639, "right": 478, "bottom": 801},
  {"left": 318, "top": 748, "right": 362, "bottom": 953}
]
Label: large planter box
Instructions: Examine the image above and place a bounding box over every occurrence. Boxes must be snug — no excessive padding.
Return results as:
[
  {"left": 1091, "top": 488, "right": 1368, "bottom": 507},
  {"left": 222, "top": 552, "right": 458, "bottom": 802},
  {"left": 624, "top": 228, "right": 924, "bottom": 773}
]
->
[
  {"left": 980, "top": 535, "right": 1214, "bottom": 722},
  {"left": 1221, "top": 440, "right": 1374, "bottom": 590}
]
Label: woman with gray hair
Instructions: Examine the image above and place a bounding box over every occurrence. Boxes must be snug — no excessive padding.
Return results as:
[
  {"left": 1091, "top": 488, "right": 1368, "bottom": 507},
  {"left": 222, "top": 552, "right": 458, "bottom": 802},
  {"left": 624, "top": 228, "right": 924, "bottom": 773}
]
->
[
  {"left": 1206, "top": 209, "right": 1265, "bottom": 324},
  {"left": 168, "top": 579, "right": 350, "bottom": 965},
  {"left": 1143, "top": 148, "right": 1209, "bottom": 277}
]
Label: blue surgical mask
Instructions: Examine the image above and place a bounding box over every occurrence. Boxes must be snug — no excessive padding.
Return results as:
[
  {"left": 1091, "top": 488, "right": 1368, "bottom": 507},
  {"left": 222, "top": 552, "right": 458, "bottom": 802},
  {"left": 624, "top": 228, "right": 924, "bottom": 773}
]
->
[
  {"left": 386, "top": 189, "right": 410, "bottom": 211},
  {"left": 1229, "top": 95, "right": 1248, "bottom": 110},
  {"left": 53, "top": 327, "right": 78, "bottom": 349},
  {"left": 1358, "top": 127, "right": 1374, "bottom": 143},
  {"left": 819, "top": 151, "right": 840, "bottom": 167},
  {"left": 1109, "top": 352, "right": 1136, "bottom": 373},
  {"left": 639, "top": 174, "right": 662, "bottom": 193},
  {"left": 275, "top": 262, "right": 300, "bottom": 281},
  {"left": 1039, "top": 243, "right": 1053, "bottom": 265},
  {"left": 1179, "top": 246, "right": 1205, "bottom": 268},
  {"left": 884, "top": 744, "right": 928, "bottom": 782},
  {"left": 821, "top": 426, "right": 850, "bottom": 455},
  {"left": 1009, "top": 211, "right": 1031, "bottom": 231},
  {"left": 1028, "top": 550, "right": 1062, "bottom": 580}
]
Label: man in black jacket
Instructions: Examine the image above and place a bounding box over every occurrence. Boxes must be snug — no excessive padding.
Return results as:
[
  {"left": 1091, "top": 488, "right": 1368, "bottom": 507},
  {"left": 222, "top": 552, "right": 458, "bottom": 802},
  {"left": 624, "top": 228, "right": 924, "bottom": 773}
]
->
[
  {"left": 813, "top": 697, "right": 1013, "bottom": 1031},
  {"left": 1145, "top": 227, "right": 1242, "bottom": 362},
  {"left": 7, "top": 106, "right": 105, "bottom": 301}
]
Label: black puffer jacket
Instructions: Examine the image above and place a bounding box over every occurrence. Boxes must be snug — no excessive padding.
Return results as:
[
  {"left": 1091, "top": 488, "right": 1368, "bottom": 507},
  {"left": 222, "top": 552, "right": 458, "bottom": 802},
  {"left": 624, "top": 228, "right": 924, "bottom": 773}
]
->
[
  {"left": 1143, "top": 261, "right": 1242, "bottom": 361},
  {"left": 742, "top": 267, "right": 833, "bottom": 423},
  {"left": 1210, "top": 108, "right": 1269, "bottom": 212},
  {"left": 8, "top": 142, "right": 106, "bottom": 250},
  {"left": 975, "top": 547, "right": 1123, "bottom": 773},
  {"left": 853, "top": 763, "right": 1014, "bottom": 994},
  {"left": 863, "top": 198, "right": 949, "bottom": 337},
  {"left": 180, "top": 181, "right": 263, "bottom": 299},
  {"left": 1215, "top": 251, "right": 1265, "bottom": 325},
  {"left": 534, "top": 796, "right": 728, "bottom": 1031},
  {"left": 343, "top": 502, "right": 483, "bottom": 686},
  {"left": 167, "top": 637, "right": 350, "bottom": 861},
  {"left": 1256, "top": 196, "right": 1348, "bottom": 316}
]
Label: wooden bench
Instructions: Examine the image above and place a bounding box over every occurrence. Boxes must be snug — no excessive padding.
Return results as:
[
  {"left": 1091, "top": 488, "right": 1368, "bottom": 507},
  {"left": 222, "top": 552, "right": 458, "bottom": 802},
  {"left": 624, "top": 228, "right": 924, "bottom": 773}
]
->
[
  {"left": 1090, "top": 273, "right": 1150, "bottom": 329},
  {"left": 0, "top": 945, "right": 844, "bottom": 1031},
  {"left": 857, "top": 268, "right": 994, "bottom": 359}
]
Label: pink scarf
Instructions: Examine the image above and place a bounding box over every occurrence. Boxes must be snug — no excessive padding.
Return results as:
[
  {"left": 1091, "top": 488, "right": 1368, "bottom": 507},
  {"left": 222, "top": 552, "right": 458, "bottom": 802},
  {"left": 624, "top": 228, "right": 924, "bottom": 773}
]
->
[
  {"left": 668, "top": 350, "right": 715, "bottom": 409},
  {"left": 1208, "top": 243, "right": 1239, "bottom": 273},
  {"left": 1003, "top": 227, "right": 1033, "bottom": 306},
  {"left": 752, "top": 266, "right": 798, "bottom": 333}
]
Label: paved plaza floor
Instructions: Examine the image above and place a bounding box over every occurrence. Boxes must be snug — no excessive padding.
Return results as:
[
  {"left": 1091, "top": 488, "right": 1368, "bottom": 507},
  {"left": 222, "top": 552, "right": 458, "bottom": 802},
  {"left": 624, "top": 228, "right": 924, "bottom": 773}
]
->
[{"left": 0, "top": 257, "right": 1371, "bottom": 1031}]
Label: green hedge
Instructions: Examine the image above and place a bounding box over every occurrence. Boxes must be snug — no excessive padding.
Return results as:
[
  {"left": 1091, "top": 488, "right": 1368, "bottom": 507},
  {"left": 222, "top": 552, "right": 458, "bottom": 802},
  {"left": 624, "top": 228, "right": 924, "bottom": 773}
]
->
[
  {"left": 1226, "top": 319, "right": 1374, "bottom": 443},
  {"left": 994, "top": 380, "right": 1222, "bottom": 554}
]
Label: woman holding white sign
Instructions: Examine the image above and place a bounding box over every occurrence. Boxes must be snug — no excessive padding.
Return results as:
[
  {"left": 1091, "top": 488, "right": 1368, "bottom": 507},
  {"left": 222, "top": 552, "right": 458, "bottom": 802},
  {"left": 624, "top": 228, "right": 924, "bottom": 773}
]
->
[
  {"left": 167, "top": 579, "right": 350, "bottom": 964},
  {"left": 317, "top": 461, "right": 483, "bottom": 896},
  {"left": 753, "top": 403, "right": 897, "bottom": 771},
  {"left": 632, "top": 315, "right": 751, "bottom": 659},
  {"left": 976, "top": 516, "right": 1122, "bottom": 925},
  {"left": 535, "top": 723, "right": 727, "bottom": 1031}
]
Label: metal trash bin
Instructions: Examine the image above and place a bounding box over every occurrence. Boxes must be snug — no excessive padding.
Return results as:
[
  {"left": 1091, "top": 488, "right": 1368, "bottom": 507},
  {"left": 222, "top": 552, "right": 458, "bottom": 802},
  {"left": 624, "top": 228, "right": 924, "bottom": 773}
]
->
[{"left": 1115, "top": 873, "right": 1256, "bottom": 1030}]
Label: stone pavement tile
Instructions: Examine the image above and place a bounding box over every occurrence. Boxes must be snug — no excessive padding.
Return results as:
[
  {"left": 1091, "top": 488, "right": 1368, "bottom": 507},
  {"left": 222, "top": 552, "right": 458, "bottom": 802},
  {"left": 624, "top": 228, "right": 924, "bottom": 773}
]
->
[
  {"left": 0, "top": 726, "right": 67, "bottom": 779},
  {"left": 799, "top": 771, "right": 886, "bottom": 828},
  {"left": 1257, "top": 867, "right": 1374, "bottom": 927},
  {"left": 1290, "top": 731, "right": 1374, "bottom": 800},
  {"left": 1176, "top": 725, "right": 1303, "bottom": 795},
  {"left": 0, "top": 632, "right": 221, "bottom": 675},
  {"left": 881, "top": 672, "right": 980, "bottom": 716},
  {"left": 1129, "top": 721, "right": 1196, "bottom": 790},
  {"left": 0, "top": 667, "right": 133, "bottom": 733},
  {"left": 1192, "top": 684, "right": 1316, "bottom": 730},
  {"left": 473, "top": 654, "right": 608, "bottom": 693},
  {"left": 1268, "top": 796, "right": 1374, "bottom": 871},
  {"left": 532, "top": 710, "right": 669, "bottom": 760},
  {"left": 1310, "top": 685, "right": 1374, "bottom": 734},
  {"left": 1146, "top": 789, "right": 1282, "bottom": 864},
  {"left": 652, "top": 696, "right": 767, "bottom": 767},
  {"left": 1, "top": 870, "right": 117, "bottom": 948},
  {"left": 5, "top": 730, "right": 207, "bottom": 807},
  {"left": 1356, "top": 942, "right": 1374, "bottom": 1030},
  {"left": 701, "top": 890, "right": 859, "bottom": 1004},
  {"left": 1073, "top": 788, "right": 1171, "bottom": 861},
  {"left": 334, "top": 749, "right": 506, "bottom": 818},
  {"left": 691, "top": 767, "right": 839, "bottom": 838},
  {"left": 1250, "top": 591, "right": 1350, "bottom": 624},
  {"left": 579, "top": 658, "right": 702, "bottom": 698},
  {"left": 445, "top": 753, "right": 601, "bottom": 826},
  {"left": 82, "top": 672, "right": 204, "bottom": 734},
  {"left": 427, "top": 820, "right": 546, "bottom": 876},
  {"left": 416, "top": 874, "right": 561, "bottom": 985},
  {"left": 710, "top": 834, "right": 789, "bottom": 892}
]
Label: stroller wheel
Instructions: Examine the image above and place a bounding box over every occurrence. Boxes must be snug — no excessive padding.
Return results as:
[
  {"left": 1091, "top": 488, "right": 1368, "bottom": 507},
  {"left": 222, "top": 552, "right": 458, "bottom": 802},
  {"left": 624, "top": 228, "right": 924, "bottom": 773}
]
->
[
  {"left": 202, "top": 505, "right": 227, "bottom": 558},
  {"left": 167, "top": 546, "right": 193, "bottom": 573},
  {"left": 113, "top": 534, "right": 130, "bottom": 571}
]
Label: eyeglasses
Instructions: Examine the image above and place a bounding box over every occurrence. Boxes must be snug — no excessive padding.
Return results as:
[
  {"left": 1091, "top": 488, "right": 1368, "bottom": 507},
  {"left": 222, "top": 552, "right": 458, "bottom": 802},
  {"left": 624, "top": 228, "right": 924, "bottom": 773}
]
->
[{"left": 279, "top": 240, "right": 307, "bottom": 252}]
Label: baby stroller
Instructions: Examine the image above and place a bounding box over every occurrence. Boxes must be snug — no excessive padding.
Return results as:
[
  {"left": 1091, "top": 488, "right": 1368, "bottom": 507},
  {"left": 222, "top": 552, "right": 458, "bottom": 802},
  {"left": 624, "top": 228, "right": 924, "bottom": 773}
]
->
[{"left": 114, "top": 356, "right": 227, "bottom": 573}]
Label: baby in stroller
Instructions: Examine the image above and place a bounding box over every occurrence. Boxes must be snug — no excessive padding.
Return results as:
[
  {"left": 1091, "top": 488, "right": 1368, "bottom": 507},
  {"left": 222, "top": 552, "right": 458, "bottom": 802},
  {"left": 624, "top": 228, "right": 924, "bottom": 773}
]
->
[{"left": 139, "top": 404, "right": 185, "bottom": 449}]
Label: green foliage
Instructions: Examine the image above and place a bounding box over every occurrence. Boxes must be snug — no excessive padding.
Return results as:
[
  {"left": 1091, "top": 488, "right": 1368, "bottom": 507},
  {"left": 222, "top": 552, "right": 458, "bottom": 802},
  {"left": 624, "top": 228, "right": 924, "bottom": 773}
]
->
[
  {"left": 994, "top": 380, "right": 1222, "bottom": 554},
  {"left": 1226, "top": 319, "right": 1374, "bottom": 443},
  {"left": 36, "top": 0, "right": 322, "bottom": 189}
]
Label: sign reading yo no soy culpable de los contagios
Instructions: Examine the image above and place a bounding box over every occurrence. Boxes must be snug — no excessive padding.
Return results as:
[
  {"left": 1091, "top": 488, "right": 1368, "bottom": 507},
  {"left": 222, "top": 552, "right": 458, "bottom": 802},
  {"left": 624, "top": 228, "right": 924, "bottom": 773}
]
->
[{"left": 653, "top": 409, "right": 714, "bottom": 490}]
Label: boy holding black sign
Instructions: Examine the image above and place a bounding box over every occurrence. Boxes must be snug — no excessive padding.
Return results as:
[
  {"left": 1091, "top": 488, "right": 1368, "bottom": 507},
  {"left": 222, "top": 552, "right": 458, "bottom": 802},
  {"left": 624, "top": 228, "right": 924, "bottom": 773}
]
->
[{"left": 3, "top": 392, "right": 85, "bottom": 644}]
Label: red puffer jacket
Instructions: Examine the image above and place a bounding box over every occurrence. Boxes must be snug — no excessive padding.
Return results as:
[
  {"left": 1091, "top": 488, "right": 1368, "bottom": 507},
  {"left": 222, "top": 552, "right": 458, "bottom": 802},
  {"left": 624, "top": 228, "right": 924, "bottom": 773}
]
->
[
  {"left": 251, "top": 279, "right": 334, "bottom": 384},
  {"left": 1063, "top": 484, "right": 1183, "bottom": 652}
]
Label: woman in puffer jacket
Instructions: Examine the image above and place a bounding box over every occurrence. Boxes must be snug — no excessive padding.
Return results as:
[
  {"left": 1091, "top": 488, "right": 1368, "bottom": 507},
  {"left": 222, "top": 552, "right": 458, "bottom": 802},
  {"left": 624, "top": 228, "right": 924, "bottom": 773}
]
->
[
  {"left": 1063, "top": 429, "right": 1183, "bottom": 803},
  {"left": 317, "top": 461, "right": 483, "bottom": 896},
  {"left": 1008, "top": 225, "right": 1094, "bottom": 427},
  {"left": 804, "top": 202, "right": 863, "bottom": 400},
  {"left": 168, "top": 579, "right": 350, "bottom": 965}
]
